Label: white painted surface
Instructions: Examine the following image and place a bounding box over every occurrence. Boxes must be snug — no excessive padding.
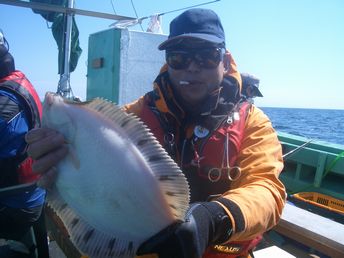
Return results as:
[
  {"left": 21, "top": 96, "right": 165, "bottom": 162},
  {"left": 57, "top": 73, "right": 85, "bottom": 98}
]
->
[
  {"left": 254, "top": 246, "right": 296, "bottom": 258},
  {"left": 118, "top": 30, "right": 167, "bottom": 105},
  {"left": 282, "top": 203, "right": 344, "bottom": 244}
]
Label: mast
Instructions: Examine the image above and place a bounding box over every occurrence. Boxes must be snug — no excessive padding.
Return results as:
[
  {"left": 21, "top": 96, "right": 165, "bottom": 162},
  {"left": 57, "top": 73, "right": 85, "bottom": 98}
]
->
[
  {"left": 57, "top": 0, "right": 74, "bottom": 98},
  {"left": 0, "top": 0, "right": 136, "bottom": 99}
]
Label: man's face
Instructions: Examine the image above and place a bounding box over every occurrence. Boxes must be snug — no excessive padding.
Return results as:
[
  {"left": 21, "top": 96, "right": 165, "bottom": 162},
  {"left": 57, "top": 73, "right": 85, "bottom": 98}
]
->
[{"left": 166, "top": 46, "right": 226, "bottom": 107}]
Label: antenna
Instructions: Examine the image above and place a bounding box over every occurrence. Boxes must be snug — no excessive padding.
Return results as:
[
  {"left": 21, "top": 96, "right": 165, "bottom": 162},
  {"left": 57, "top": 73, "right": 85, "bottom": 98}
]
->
[
  {"left": 111, "top": 0, "right": 221, "bottom": 29},
  {"left": 158, "top": 0, "right": 221, "bottom": 17}
]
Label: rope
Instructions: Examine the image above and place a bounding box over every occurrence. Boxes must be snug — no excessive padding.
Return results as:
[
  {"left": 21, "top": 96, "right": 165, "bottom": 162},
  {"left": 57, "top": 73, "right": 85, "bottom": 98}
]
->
[{"left": 130, "top": 0, "right": 144, "bottom": 31}]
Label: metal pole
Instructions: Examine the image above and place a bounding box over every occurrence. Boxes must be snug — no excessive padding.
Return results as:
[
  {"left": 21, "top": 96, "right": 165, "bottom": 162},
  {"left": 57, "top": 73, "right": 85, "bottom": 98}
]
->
[
  {"left": 0, "top": 0, "right": 135, "bottom": 21},
  {"left": 1, "top": 0, "right": 136, "bottom": 99},
  {"left": 58, "top": 0, "right": 74, "bottom": 98},
  {"left": 282, "top": 139, "right": 313, "bottom": 160}
]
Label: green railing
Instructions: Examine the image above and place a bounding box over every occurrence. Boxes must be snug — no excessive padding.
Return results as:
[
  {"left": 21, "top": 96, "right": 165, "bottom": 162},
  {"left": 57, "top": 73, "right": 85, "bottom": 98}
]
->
[{"left": 277, "top": 132, "right": 344, "bottom": 201}]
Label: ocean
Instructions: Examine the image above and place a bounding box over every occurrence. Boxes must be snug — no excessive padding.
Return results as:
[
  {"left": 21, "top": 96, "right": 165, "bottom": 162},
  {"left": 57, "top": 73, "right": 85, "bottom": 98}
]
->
[{"left": 260, "top": 107, "right": 344, "bottom": 146}]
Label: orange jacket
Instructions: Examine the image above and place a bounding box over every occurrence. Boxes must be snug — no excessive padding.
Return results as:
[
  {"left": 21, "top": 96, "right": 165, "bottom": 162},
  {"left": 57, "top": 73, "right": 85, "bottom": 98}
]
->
[
  {"left": 124, "top": 52, "right": 286, "bottom": 257},
  {"left": 125, "top": 100, "right": 286, "bottom": 241}
]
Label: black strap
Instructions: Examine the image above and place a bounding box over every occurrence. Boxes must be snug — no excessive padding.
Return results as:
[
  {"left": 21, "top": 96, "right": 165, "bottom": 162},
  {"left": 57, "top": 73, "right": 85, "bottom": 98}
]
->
[
  {"left": 0, "top": 182, "right": 37, "bottom": 197},
  {"left": 0, "top": 80, "right": 41, "bottom": 129}
]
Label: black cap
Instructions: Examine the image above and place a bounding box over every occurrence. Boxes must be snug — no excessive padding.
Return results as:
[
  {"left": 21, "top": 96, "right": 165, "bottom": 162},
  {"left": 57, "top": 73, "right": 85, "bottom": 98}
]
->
[{"left": 159, "top": 8, "right": 225, "bottom": 50}]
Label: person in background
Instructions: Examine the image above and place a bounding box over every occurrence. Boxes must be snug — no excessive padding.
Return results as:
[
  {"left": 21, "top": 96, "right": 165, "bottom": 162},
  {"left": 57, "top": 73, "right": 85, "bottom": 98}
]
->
[
  {"left": 0, "top": 32, "right": 46, "bottom": 244},
  {"left": 25, "top": 8, "right": 286, "bottom": 258},
  {"left": 240, "top": 73, "right": 263, "bottom": 104}
]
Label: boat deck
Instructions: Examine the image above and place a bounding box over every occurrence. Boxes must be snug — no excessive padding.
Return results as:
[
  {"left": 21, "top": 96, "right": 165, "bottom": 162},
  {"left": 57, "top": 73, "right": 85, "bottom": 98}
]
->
[
  {"left": 45, "top": 202, "right": 344, "bottom": 258},
  {"left": 273, "top": 202, "right": 344, "bottom": 257}
]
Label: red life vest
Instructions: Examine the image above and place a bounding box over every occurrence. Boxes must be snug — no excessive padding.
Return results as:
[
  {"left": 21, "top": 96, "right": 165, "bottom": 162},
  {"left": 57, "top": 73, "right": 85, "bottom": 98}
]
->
[
  {"left": 139, "top": 96, "right": 261, "bottom": 257},
  {"left": 0, "top": 70, "right": 42, "bottom": 184},
  {"left": 0, "top": 70, "right": 42, "bottom": 128}
]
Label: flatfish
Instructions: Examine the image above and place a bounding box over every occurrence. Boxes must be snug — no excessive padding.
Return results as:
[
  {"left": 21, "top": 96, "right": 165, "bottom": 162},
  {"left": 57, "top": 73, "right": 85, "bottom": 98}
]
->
[{"left": 42, "top": 92, "right": 190, "bottom": 258}]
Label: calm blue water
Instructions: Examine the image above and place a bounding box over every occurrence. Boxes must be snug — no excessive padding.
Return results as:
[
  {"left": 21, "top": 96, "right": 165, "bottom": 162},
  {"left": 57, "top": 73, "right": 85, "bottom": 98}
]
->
[{"left": 260, "top": 107, "right": 344, "bottom": 146}]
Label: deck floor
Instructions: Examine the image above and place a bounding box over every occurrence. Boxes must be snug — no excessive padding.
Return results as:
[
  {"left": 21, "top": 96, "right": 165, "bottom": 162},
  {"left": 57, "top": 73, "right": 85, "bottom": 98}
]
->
[{"left": 47, "top": 238, "right": 323, "bottom": 258}]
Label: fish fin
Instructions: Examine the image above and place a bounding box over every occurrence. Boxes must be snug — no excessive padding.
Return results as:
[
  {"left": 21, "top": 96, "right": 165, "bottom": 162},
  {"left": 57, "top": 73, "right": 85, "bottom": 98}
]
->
[
  {"left": 47, "top": 191, "right": 137, "bottom": 258},
  {"left": 85, "top": 98, "right": 190, "bottom": 221}
]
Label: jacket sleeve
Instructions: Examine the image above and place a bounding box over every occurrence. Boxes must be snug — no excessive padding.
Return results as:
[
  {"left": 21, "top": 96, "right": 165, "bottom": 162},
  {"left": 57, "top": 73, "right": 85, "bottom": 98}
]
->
[{"left": 214, "top": 105, "right": 286, "bottom": 241}]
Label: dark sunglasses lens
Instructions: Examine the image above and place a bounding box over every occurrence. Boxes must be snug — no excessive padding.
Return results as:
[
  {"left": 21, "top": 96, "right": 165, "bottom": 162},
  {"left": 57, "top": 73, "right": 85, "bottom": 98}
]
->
[
  {"left": 196, "top": 48, "right": 223, "bottom": 68},
  {"left": 166, "top": 52, "right": 190, "bottom": 70},
  {"left": 166, "top": 48, "right": 223, "bottom": 70}
]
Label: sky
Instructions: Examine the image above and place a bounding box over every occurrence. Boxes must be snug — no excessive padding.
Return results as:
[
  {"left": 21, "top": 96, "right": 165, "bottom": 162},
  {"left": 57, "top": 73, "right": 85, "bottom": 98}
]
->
[{"left": 1, "top": 0, "right": 344, "bottom": 109}]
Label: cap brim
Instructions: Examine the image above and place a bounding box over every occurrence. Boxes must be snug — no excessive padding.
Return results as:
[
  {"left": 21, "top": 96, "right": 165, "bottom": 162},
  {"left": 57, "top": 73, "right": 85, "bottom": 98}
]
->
[
  {"left": 158, "top": 33, "right": 224, "bottom": 50},
  {"left": 253, "top": 87, "right": 263, "bottom": 97}
]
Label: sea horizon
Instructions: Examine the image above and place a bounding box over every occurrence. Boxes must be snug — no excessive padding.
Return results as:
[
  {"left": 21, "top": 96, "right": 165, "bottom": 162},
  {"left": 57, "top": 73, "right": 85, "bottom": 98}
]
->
[
  {"left": 259, "top": 106, "right": 344, "bottom": 111},
  {"left": 261, "top": 107, "right": 344, "bottom": 146}
]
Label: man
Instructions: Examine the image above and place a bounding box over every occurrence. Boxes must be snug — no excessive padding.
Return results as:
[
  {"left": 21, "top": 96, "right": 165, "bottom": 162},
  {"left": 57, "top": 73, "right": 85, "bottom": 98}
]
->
[
  {"left": 0, "top": 36, "right": 46, "bottom": 244},
  {"left": 240, "top": 73, "right": 263, "bottom": 103},
  {"left": 26, "top": 8, "right": 286, "bottom": 258}
]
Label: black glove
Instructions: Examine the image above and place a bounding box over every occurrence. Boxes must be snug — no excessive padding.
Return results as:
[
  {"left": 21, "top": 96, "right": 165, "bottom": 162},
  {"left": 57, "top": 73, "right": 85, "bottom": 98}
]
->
[{"left": 137, "top": 202, "right": 233, "bottom": 258}]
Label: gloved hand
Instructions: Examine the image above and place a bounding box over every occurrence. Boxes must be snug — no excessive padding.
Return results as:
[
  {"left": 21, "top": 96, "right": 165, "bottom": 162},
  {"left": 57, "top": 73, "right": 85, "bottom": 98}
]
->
[{"left": 137, "top": 202, "right": 233, "bottom": 258}]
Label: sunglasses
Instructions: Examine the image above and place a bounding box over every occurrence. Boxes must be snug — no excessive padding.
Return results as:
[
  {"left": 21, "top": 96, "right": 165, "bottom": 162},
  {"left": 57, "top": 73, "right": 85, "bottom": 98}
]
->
[{"left": 166, "top": 48, "right": 225, "bottom": 70}]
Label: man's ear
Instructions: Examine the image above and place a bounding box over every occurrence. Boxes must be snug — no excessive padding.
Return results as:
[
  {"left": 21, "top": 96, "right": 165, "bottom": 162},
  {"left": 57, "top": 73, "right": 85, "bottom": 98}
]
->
[{"left": 223, "top": 54, "right": 231, "bottom": 72}]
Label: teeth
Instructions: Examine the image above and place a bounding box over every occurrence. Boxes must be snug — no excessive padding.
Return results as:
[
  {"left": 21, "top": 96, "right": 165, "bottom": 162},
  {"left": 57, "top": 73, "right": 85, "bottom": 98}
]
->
[{"left": 179, "top": 81, "right": 190, "bottom": 85}]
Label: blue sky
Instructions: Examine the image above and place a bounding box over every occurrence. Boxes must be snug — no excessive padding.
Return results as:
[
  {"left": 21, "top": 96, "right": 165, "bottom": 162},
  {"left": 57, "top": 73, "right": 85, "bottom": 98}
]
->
[{"left": 1, "top": 0, "right": 343, "bottom": 109}]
